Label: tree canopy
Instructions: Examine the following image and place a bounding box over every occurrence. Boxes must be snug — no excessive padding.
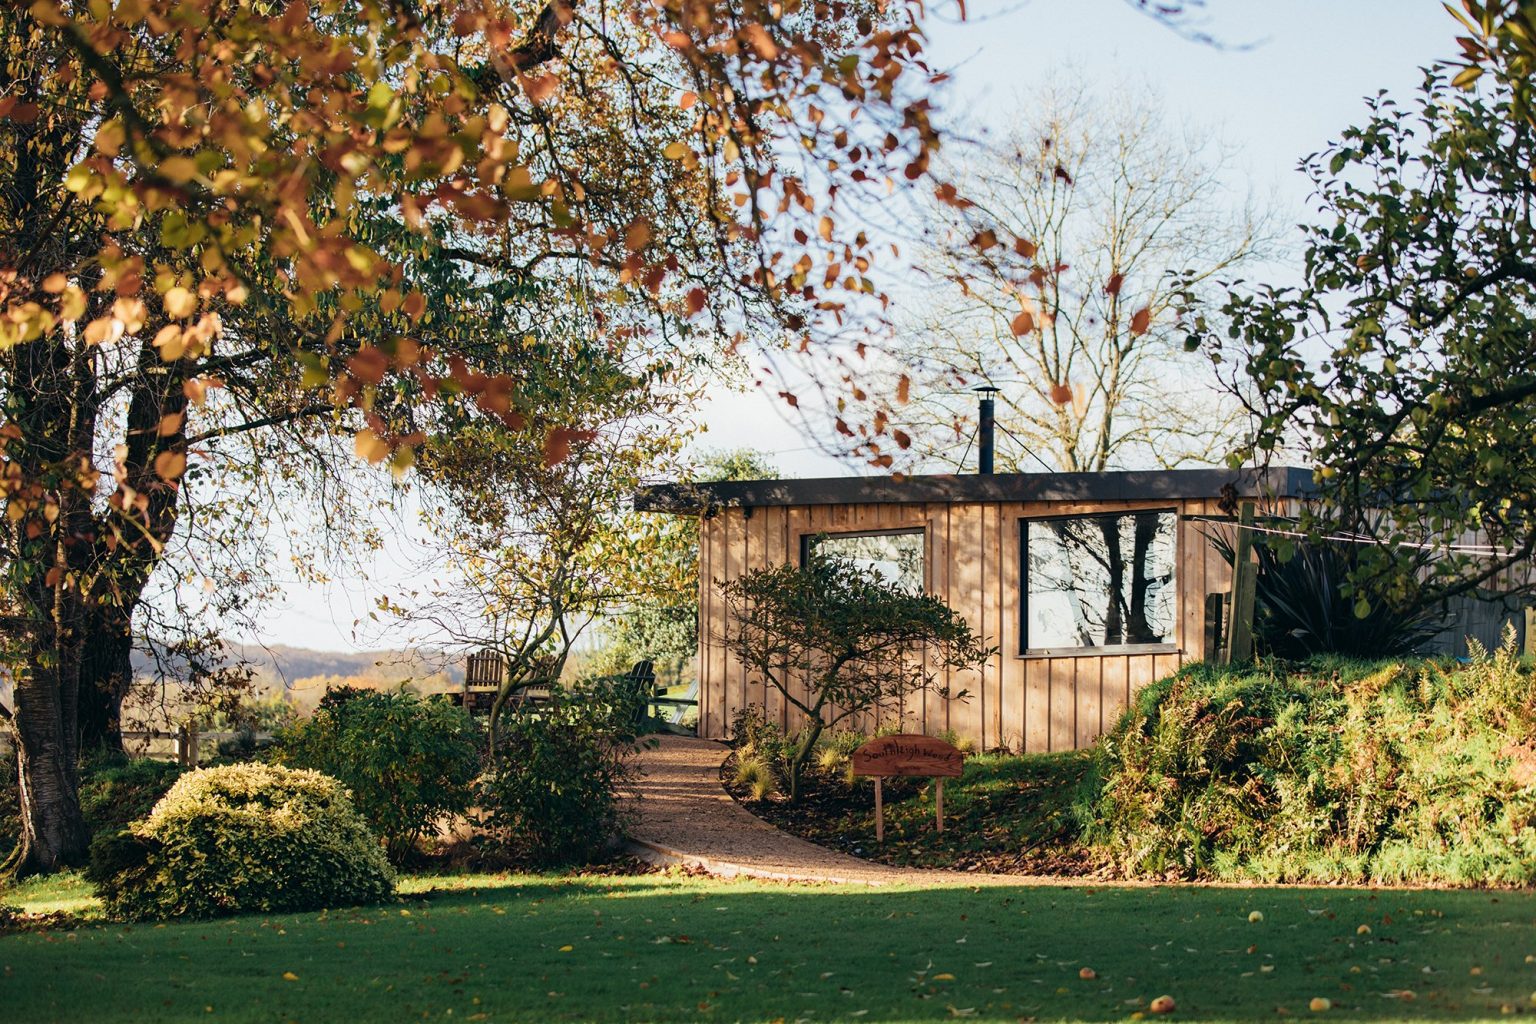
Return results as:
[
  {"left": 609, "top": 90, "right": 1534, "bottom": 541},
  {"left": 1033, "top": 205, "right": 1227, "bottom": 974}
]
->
[
  {"left": 0, "top": 0, "right": 961, "bottom": 875},
  {"left": 1191, "top": 61, "right": 1536, "bottom": 613},
  {"left": 893, "top": 77, "right": 1268, "bottom": 473}
]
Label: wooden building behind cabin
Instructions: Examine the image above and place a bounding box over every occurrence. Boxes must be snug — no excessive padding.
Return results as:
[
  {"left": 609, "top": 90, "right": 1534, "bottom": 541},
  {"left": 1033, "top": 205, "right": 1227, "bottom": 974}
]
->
[{"left": 636, "top": 467, "right": 1311, "bottom": 752}]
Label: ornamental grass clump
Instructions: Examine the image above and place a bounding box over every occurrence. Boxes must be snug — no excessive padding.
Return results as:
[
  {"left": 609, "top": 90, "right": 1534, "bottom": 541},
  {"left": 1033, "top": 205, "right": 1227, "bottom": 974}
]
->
[
  {"left": 86, "top": 763, "right": 394, "bottom": 921},
  {"left": 1081, "top": 628, "right": 1536, "bottom": 885}
]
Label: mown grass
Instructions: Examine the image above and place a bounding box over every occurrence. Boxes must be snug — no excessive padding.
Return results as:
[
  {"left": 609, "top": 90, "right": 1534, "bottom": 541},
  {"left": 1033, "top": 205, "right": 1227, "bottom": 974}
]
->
[{"left": 7, "top": 871, "right": 1536, "bottom": 1022}]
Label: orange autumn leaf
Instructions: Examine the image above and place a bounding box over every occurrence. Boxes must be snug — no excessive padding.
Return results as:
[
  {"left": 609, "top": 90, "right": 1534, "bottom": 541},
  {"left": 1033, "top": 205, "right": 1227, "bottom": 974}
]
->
[
  {"left": 402, "top": 291, "right": 427, "bottom": 321},
  {"left": 1011, "top": 311, "right": 1035, "bottom": 336},
  {"left": 348, "top": 346, "right": 389, "bottom": 385},
  {"left": 153, "top": 449, "right": 187, "bottom": 481},
  {"left": 896, "top": 374, "right": 911, "bottom": 404},
  {"left": 741, "top": 22, "right": 779, "bottom": 60},
  {"left": 521, "top": 74, "right": 559, "bottom": 103},
  {"left": 543, "top": 427, "right": 598, "bottom": 466},
  {"left": 625, "top": 219, "right": 653, "bottom": 251},
  {"left": 1130, "top": 306, "right": 1152, "bottom": 336}
]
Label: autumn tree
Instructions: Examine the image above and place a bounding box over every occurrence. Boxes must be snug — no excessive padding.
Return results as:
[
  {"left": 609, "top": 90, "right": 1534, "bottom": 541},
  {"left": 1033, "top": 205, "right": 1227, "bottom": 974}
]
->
[
  {"left": 893, "top": 78, "right": 1269, "bottom": 473},
  {"left": 601, "top": 447, "right": 779, "bottom": 680},
  {"left": 0, "top": 0, "right": 977, "bottom": 875},
  {"left": 718, "top": 550, "right": 990, "bottom": 802},
  {"left": 398, "top": 332, "right": 694, "bottom": 746},
  {"left": 1190, "top": 61, "right": 1536, "bottom": 614}
]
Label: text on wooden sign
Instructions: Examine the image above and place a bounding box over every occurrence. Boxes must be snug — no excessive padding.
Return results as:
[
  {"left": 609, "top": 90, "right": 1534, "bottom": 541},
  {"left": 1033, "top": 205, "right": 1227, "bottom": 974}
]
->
[{"left": 852, "top": 734, "right": 964, "bottom": 778}]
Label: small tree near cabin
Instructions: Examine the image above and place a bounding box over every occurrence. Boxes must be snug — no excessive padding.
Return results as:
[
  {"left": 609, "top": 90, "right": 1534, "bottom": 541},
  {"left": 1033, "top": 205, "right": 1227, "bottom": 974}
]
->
[{"left": 717, "top": 552, "right": 991, "bottom": 802}]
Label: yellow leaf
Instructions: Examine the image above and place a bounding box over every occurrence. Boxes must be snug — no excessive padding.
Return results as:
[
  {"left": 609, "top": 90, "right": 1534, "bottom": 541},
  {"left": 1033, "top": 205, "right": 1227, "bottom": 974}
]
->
[
  {"left": 282, "top": 971, "right": 299, "bottom": 982},
  {"left": 559, "top": 944, "right": 573, "bottom": 952},
  {"left": 159, "top": 156, "right": 198, "bottom": 184},
  {"left": 354, "top": 429, "right": 390, "bottom": 464},
  {"left": 163, "top": 287, "right": 196, "bottom": 319},
  {"left": 663, "top": 141, "right": 688, "bottom": 160},
  {"left": 152, "top": 325, "right": 186, "bottom": 360},
  {"left": 932, "top": 973, "right": 955, "bottom": 981},
  {"left": 1452, "top": 65, "right": 1484, "bottom": 89}
]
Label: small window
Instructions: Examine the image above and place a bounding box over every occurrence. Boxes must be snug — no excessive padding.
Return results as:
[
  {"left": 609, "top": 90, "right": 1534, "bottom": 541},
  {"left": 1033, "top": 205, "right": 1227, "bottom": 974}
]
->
[
  {"left": 803, "top": 529, "right": 926, "bottom": 594},
  {"left": 1022, "top": 510, "right": 1177, "bottom": 653}
]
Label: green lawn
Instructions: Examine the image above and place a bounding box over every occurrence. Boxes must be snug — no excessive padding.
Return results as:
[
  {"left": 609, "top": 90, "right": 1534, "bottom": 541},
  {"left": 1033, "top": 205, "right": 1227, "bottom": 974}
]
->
[{"left": 7, "top": 873, "right": 1536, "bottom": 1022}]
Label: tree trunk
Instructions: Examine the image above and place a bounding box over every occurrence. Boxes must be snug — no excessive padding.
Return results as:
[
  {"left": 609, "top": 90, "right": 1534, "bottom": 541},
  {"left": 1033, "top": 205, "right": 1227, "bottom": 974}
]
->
[
  {"left": 1099, "top": 517, "right": 1127, "bottom": 645},
  {"left": 1126, "top": 512, "right": 1160, "bottom": 643},
  {"left": 76, "top": 613, "right": 133, "bottom": 756},
  {"left": 786, "top": 720, "right": 823, "bottom": 804},
  {"left": 6, "top": 637, "right": 90, "bottom": 878}
]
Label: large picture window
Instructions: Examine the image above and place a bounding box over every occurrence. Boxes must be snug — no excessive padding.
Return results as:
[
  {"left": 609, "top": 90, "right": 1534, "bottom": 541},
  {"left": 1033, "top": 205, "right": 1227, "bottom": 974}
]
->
[
  {"left": 1022, "top": 510, "right": 1177, "bottom": 653},
  {"left": 804, "top": 529, "right": 926, "bottom": 594}
]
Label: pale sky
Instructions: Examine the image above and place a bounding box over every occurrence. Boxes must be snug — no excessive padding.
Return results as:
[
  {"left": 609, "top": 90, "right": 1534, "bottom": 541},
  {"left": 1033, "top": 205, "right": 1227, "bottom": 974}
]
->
[{"left": 243, "top": 1, "right": 1462, "bottom": 652}]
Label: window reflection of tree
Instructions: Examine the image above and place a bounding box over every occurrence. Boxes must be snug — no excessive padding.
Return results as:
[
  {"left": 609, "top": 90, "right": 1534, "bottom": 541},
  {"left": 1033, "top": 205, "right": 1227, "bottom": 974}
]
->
[
  {"left": 1027, "top": 512, "right": 1174, "bottom": 648},
  {"left": 810, "top": 532, "right": 925, "bottom": 594}
]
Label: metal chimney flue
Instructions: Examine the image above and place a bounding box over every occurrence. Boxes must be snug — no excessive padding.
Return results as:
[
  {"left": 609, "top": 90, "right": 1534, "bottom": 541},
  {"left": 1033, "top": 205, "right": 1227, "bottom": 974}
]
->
[{"left": 974, "top": 385, "right": 999, "bottom": 475}]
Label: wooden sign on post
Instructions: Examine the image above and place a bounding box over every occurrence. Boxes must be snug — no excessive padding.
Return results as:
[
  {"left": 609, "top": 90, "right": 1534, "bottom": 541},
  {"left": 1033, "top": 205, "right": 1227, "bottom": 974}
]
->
[{"left": 852, "top": 734, "right": 965, "bottom": 843}]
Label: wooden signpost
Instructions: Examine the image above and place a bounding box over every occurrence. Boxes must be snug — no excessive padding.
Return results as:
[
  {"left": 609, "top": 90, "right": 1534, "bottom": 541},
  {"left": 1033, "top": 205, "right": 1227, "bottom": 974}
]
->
[{"left": 851, "top": 734, "right": 965, "bottom": 842}]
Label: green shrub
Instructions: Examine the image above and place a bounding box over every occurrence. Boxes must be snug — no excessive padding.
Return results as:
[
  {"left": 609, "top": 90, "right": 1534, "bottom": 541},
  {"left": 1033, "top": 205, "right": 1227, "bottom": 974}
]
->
[
  {"left": 1081, "top": 634, "right": 1536, "bottom": 884},
  {"left": 275, "top": 689, "right": 481, "bottom": 863},
  {"left": 86, "top": 763, "right": 394, "bottom": 921},
  {"left": 79, "top": 758, "right": 184, "bottom": 836},
  {"left": 478, "top": 690, "right": 639, "bottom": 867}
]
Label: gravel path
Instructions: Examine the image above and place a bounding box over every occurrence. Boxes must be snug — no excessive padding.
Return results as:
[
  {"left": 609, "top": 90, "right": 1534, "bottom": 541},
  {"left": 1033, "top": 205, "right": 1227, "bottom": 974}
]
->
[{"left": 624, "top": 735, "right": 1070, "bottom": 887}]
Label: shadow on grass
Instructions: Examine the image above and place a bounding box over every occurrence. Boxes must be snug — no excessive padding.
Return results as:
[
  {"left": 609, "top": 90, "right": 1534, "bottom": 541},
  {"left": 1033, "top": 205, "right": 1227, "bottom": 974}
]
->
[{"left": 5, "top": 872, "right": 1536, "bottom": 1022}]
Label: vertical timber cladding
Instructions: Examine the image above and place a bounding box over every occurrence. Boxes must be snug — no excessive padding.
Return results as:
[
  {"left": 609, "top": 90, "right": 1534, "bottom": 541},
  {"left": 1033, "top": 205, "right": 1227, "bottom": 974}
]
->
[{"left": 697, "top": 495, "right": 1237, "bottom": 750}]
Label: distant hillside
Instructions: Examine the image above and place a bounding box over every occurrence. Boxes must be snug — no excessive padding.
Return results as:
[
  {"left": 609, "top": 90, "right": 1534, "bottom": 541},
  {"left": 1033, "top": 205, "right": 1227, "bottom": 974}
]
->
[{"left": 130, "top": 642, "right": 465, "bottom": 692}]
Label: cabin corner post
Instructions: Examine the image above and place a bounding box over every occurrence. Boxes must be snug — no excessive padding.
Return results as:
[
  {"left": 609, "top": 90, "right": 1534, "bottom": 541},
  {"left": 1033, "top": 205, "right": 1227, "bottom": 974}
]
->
[{"left": 1224, "top": 501, "right": 1259, "bottom": 665}]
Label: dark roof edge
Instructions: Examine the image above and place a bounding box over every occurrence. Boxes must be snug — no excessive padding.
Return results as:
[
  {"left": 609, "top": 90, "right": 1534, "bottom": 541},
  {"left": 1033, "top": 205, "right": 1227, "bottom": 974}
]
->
[{"left": 635, "top": 466, "right": 1314, "bottom": 515}]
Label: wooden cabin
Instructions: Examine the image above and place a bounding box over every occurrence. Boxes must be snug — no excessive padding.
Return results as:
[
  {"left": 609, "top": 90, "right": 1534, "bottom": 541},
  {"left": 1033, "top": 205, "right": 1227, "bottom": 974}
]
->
[{"left": 635, "top": 466, "right": 1310, "bottom": 752}]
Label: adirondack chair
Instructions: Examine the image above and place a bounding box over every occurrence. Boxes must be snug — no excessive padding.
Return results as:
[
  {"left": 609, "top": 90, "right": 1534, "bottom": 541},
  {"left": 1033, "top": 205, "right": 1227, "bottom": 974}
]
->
[{"left": 649, "top": 679, "right": 699, "bottom": 734}]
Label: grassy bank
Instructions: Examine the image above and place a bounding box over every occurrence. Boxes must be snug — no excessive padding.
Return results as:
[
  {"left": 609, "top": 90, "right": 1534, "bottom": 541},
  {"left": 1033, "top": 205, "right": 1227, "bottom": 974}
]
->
[
  {"left": 732, "top": 649, "right": 1536, "bottom": 887},
  {"left": 1084, "top": 650, "right": 1536, "bottom": 885},
  {"left": 9, "top": 872, "right": 1536, "bottom": 1022}
]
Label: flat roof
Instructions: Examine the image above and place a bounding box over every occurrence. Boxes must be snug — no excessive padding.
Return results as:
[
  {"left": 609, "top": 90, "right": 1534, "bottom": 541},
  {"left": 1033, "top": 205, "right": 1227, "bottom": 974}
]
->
[{"left": 635, "top": 466, "right": 1313, "bottom": 515}]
